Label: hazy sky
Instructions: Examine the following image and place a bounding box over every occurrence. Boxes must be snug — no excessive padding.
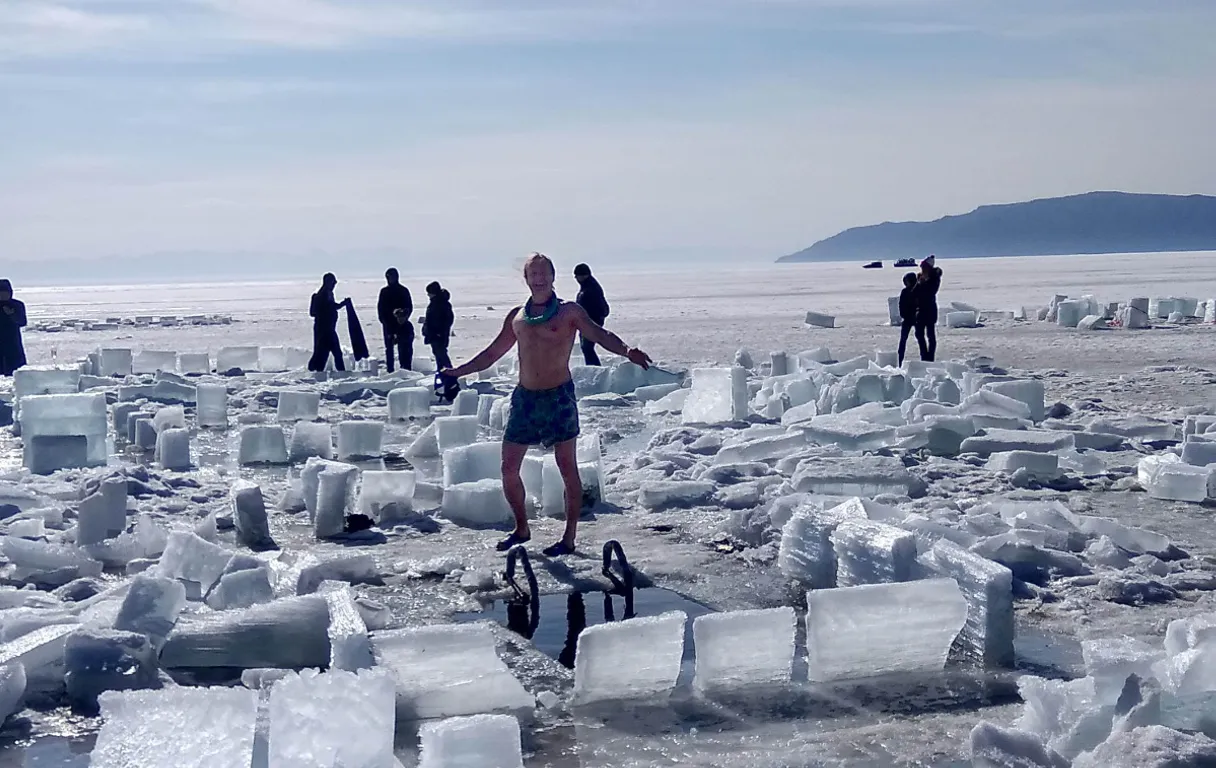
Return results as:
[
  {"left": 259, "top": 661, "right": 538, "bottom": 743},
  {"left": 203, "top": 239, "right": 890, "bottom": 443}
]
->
[{"left": 2, "top": 0, "right": 1214, "bottom": 269}]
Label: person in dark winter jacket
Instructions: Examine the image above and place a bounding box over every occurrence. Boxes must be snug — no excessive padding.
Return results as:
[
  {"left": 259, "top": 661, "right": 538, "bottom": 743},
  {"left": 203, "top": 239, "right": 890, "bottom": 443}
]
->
[
  {"left": 377, "top": 268, "right": 413, "bottom": 372},
  {"left": 573, "top": 263, "right": 610, "bottom": 366},
  {"left": 308, "top": 273, "right": 350, "bottom": 372},
  {"left": 422, "top": 281, "right": 454, "bottom": 372},
  {"left": 914, "top": 255, "right": 943, "bottom": 362},
  {"left": 0, "top": 279, "right": 28, "bottom": 377},
  {"left": 897, "top": 272, "right": 919, "bottom": 367}
]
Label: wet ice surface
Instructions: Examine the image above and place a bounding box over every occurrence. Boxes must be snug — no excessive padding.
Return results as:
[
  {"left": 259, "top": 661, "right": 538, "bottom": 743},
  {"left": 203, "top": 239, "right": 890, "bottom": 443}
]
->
[{"left": 2, "top": 253, "right": 1216, "bottom": 765}]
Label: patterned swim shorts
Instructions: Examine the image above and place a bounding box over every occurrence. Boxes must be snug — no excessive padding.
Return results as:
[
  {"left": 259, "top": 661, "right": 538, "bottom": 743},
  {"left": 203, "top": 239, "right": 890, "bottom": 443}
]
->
[{"left": 503, "top": 380, "right": 580, "bottom": 447}]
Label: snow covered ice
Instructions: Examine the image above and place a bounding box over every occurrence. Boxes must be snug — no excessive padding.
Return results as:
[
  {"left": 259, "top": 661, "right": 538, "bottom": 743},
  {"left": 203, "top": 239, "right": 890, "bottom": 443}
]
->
[
  {"left": 805, "top": 579, "right": 967, "bottom": 683},
  {"left": 574, "top": 611, "right": 686, "bottom": 705},
  {"left": 692, "top": 607, "right": 795, "bottom": 690},
  {"left": 419, "top": 714, "right": 525, "bottom": 768}
]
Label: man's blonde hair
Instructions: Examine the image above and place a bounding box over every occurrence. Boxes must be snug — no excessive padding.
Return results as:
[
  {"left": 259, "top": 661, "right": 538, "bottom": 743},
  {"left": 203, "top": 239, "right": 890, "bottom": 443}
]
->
[{"left": 523, "top": 252, "right": 556, "bottom": 278}]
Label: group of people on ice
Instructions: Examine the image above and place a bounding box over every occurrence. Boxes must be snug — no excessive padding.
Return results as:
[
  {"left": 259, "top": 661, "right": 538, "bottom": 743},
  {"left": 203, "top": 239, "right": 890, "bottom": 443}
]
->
[{"left": 896, "top": 255, "right": 944, "bottom": 366}]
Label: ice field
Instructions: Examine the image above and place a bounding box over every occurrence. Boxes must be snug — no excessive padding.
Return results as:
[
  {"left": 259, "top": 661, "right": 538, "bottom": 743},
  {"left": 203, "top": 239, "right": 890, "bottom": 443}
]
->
[{"left": 2, "top": 251, "right": 1216, "bottom": 766}]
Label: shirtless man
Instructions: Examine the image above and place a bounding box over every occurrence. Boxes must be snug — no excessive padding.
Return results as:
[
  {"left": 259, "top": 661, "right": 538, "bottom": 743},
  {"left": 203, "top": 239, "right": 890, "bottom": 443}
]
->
[{"left": 443, "top": 253, "right": 653, "bottom": 556}]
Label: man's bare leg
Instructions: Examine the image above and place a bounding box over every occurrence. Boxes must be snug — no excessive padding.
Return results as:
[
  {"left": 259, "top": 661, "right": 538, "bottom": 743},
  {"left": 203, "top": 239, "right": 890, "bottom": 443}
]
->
[
  {"left": 551, "top": 438, "right": 582, "bottom": 550},
  {"left": 497, "top": 441, "right": 531, "bottom": 550}
]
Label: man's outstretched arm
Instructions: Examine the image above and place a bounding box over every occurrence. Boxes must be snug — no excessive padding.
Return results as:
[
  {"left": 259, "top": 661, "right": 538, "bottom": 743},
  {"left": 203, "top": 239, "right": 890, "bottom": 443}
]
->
[
  {"left": 571, "top": 305, "right": 652, "bottom": 369},
  {"left": 445, "top": 308, "right": 519, "bottom": 378}
]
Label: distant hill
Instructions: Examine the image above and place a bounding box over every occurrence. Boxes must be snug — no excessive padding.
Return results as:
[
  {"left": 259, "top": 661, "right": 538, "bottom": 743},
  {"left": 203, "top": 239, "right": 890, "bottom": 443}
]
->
[{"left": 778, "top": 192, "right": 1216, "bottom": 263}]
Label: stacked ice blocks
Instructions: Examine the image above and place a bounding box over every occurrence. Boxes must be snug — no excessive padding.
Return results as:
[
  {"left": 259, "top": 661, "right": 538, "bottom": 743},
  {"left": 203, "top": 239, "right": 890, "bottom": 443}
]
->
[
  {"left": 805, "top": 579, "right": 967, "bottom": 683},
  {"left": 371, "top": 623, "right": 533, "bottom": 720},
  {"left": 19, "top": 392, "right": 108, "bottom": 473},
  {"left": 573, "top": 611, "right": 687, "bottom": 705},
  {"left": 693, "top": 608, "right": 795, "bottom": 690},
  {"left": 778, "top": 499, "right": 866, "bottom": 589}
]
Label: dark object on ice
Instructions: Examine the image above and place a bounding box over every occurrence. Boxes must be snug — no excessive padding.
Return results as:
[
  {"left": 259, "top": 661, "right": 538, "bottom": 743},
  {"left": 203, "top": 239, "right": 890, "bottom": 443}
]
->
[
  {"left": 0, "top": 279, "right": 27, "bottom": 377},
  {"left": 1047, "top": 402, "right": 1073, "bottom": 419},
  {"left": 308, "top": 273, "right": 348, "bottom": 372},
  {"left": 862, "top": 261, "right": 882, "bottom": 269},
  {"left": 894, "top": 258, "right": 917, "bottom": 267},
  {"left": 574, "top": 264, "right": 610, "bottom": 366},
  {"left": 54, "top": 578, "right": 104, "bottom": 603},
  {"left": 378, "top": 268, "right": 413, "bottom": 372},
  {"left": 344, "top": 513, "right": 374, "bottom": 533},
  {"left": 1097, "top": 574, "right": 1180, "bottom": 605},
  {"left": 0, "top": 399, "right": 12, "bottom": 427},
  {"left": 423, "top": 282, "right": 454, "bottom": 372},
  {"left": 434, "top": 372, "right": 460, "bottom": 404},
  {"left": 505, "top": 545, "right": 540, "bottom": 640},
  {"left": 345, "top": 301, "right": 369, "bottom": 362}
]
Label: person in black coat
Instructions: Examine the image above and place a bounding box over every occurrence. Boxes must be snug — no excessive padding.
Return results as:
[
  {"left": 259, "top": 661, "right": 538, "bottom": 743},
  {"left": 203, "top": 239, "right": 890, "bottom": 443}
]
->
[
  {"left": 897, "top": 272, "right": 919, "bottom": 367},
  {"left": 377, "top": 268, "right": 413, "bottom": 372},
  {"left": 914, "top": 255, "right": 943, "bottom": 362},
  {"left": 0, "top": 279, "right": 28, "bottom": 376},
  {"left": 573, "top": 263, "right": 610, "bottom": 366},
  {"left": 422, "top": 281, "right": 454, "bottom": 372},
  {"left": 307, "top": 273, "right": 350, "bottom": 372}
]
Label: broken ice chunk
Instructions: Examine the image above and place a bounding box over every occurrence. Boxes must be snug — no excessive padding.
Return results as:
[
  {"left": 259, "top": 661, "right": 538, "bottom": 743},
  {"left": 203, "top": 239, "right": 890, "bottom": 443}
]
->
[
  {"left": 442, "top": 442, "right": 502, "bottom": 487},
  {"left": 573, "top": 611, "right": 687, "bottom": 705},
  {"left": 969, "top": 722, "right": 1068, "bottom": 768},
  {"left": 155, "top": 531, "right": 232, "bottom": 596},
  {"left": 160, "top": 595, "right": 330, "bottom": 670},
  {"left": 1083, "top": 636, "right": 1165, "bottom": 704},
  {"left": 986, "top": 450, "right": 1061, "bottom": 481},
  {"left": 357, "top": 470, "right": 415, "bottom": 522},
  {"left": 372, "top": 623, "right": 534, "bottom": 720},
  {"left": 267, "top": 668, "right": 395, "bottom": 768},
  {"left": 441, "top": 479, "right": 513, "bottom": 527},
  {"left": 797, "top": 413, "right": 898, "bottom": 451},
  {"left": 1071, "top": 516, "right": 1169, "bottom": 555},
  {"left": 205, "top": 567, "right": 273, "bottom": 611},
  {"left": 789, "top": 456, "right": 926, "bottom": 498},
  {"left": 114, "top": 575, "right": 187, "bottom": 648},
  {"left": 435, "top": 415, "right": 480, "bottom": 454},
  {"left": 0, "top": 624, "right": 76, "bottom": 694},
  {"left": 230, "top": 480, "right": 274, "bottom": 550},
  {"left": 90, "top": 686, "right": 257, "bottom": 768},
  {"left": 418, "top": 714, "right": 524, "bottom": 768},
  {"left": 295, "top": 554, "right": 379, "bottom": 595},
  {"left": 1071, "top": 725, "right": 1216, "bottom": 768},
  {"left": 314, "top": 464, "right": 358, "bottom": 539},
  {"left": 692, "top": 608, "right": 795, "bottom": 691},
  {"left": 320, "top": 583, "right": 373, "bottom": 672},
  {"left": 830, "top": 518, "right": 917, "bottom": 587},
  {"left": 0, "top": 663, "right": 25, "bottom": 722},
  {"left": 960, "top": 429, "right": 1076, "bottom": 457},
  {"left": 926, "top": 540, "right": 1015, "bottom": 668},
  {"left": 682, "top": 367, "right": 748, "bottom": 425},
  {"left": 1145, "top": 462, "right": 1212, "bottom": 503},
  {"left": 638, "top": 480, "right": 715, "bottom": 511},
  {"left": 63, "top": 628, "right": 160, "bottom": 712},
  {"left": 804, "top": 579, "right": 967, "bottom": 683}
]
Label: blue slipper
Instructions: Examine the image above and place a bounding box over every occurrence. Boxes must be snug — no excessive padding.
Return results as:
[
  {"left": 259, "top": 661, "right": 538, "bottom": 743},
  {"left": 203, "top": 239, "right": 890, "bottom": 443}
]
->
[
  {"left": 542, "top": 541, "right": 576, "bottom": 557},
  {"left": 496, "top": 532, "right": 530, "bottom": 552}
]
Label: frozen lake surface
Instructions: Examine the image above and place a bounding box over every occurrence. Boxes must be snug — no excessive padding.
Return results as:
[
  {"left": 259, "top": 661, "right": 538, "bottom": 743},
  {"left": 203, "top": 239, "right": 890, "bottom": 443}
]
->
[{"left": 2, "top": 250, "right": 1216, "bottom": 766}]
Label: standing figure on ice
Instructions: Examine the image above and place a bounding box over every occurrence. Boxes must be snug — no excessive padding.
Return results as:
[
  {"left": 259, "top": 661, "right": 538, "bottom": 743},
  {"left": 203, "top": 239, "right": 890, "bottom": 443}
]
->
[
  {"left": 573, "top": 263, "right": 610, "bottom": 366},
  {"left": 378, "top": 268, "right": 413, "bottom": 372},
  {"left": 307, "top": 273, "right": 350, "bottom": 372},
  {"left": 915, "top": 255, "right": 943, "bottom": 362},
  {"left": 422, "top": 281, "right": 455, "bottom": 372},
  {"left": 442, "top": 253, "right": 652, "bottom": 557},
  {"left": 897, "top": 272, "right": 919, "bottom": 367},
  {"left": 0, "top": 280, "right": 27, "bottom": 376}
]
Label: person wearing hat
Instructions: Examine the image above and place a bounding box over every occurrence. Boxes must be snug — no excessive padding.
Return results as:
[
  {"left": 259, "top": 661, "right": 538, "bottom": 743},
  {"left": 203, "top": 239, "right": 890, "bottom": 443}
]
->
[
  {"left": 914, "top": 255, "right": 943, "bottom": 362},
  {"left": 422, "top": 281, "right": 455, "bottom": 372},
  {"left": 377, "top": 268, "right": 414, "bottom": 372},
  {"left": 573, "top": 263, "right": 610, "bottom": 366},
  {"left": 307, "top": 273, "right": 350, "bottom": 372},
  {"left": 0, "top": 279, "right": 28, "bottom": 376}
]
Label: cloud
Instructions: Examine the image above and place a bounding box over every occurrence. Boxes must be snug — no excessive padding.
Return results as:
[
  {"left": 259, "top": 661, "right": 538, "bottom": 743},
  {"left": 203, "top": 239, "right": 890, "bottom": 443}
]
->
[{"left": 0, "top": 1, "right": 150, "bottom": 58}]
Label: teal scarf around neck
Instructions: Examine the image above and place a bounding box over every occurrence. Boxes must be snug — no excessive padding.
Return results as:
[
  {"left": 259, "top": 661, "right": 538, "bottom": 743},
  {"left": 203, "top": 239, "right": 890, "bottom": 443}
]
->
[{"left": 523, "top": 294, "right": 560, "bottom": 325}]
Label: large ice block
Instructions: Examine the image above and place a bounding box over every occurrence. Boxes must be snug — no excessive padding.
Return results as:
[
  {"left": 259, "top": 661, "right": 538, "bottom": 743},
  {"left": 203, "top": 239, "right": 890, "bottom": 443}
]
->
[
  {"left": 960, "top": 429, "right": 1075, "bottom": 457},
  {"left": 1082, "top": 636, "right": 1164, "bottom": 704},
  {"left": 692, "top": 608, "right": 795, "bottom": 691},
  {"left": 442, "top": 441, "right": 502, "bottom": 487},
  {"left": 155, "top": 428, "right": 191, "bottom": 471},
  {"left": 418, "top": 714, "right": 524, "bottom": 768},
  {"left": 238, "top": 425, "right": 289, "bottom": 465},
  {"left": 90, "top": 686, "right": 257, "bottom": 768},
  {"left": 1145, "top": 462, "right": 1213, "bottom": 503},
  {"left": 926, "top": 540, "right": 1014, "bottom": 667},
  {"left": 315, "top": 464, "right": 358, "bottom": 539},
  {"left": 983, "top": 380, "right": 1046, "bottom": 422},
  {"left": 789, "top": 455, "right": 925, "bottom": 497},
  {"left": 441, "top": 480, "right": 512, "bottom": 527},
  {"left": 682, "top": 367, "right": 748, "bottom": 425},
  {"left": 573, "top": 611, "right": 687, "bottom": 705},
  {"left": 969, "top": 722, "right": 1068, "bottom": 768},
  {"left": 99, "top": 348, "right": 134, "bottom": 377},
  {"left": 0, "top": 624, "right": 76, "bottom": 693},
  {"left": 276, "top": 390, "right": 320, "bottom": 422},
  {"left": 336, "top": 421, "right": 384, "bottom": 460},
  {"left": 205, "top": 567, "right": 273, "bottom": 611},
  {"left": 451, "top": 389, "right": 480, "bottom": 417},
  {"left": 1, "top": 537, "right": 102, "bottom": 583},
  {"left": 177, "top": 353, "right": 210, "bottom": 375},
  {"left": 778, "top": 499, "right": 868, "bottom": 588},
  {"left": 371, "top": 623, "right": 533, "bottom": 720},
  {"left": 155, "top": 531, "right": 232, "bottom": 595},
  {"left": 357, "top": 470, "right": 416, "bottom": 522},
  {"left": 132, "top": 350, "right": 177, "bottom": 374},
  {"left": 830, "top": 518, "right": 917, "bottom": 587},
  {"left": 388, "top": 387, "right": 433, "bottom": 421},
  {"left": 267, "top": 668, "right": 395, "bottom": 768},
  {"left": 63, "top": 628, "right": 159, "bottom": 712},
  {"left": 19, "top": 392, "right": 107, "bottom": 467},
  {"left": 301, "top": 457, "right": 345, "bottom": 519},
  {"left": 435, "top": 415, "right": 480, "bottom": 454},
  {"left": 290, "top": 421, "right": 333, "bottom": 462},
  {"left": 216, "top": 346, "right": 259, "bottom": 372},
  {"left": 321, "top": 583, "right": 373, "bottom": 672},
  {"left": 258, "top": 346, "right": 289, "bottom": 373},
  {"left": 295, "top": 554, "right": 379, "bottom": 595},
  {"left": 160, "top": 595, "right": 330, "bottom": 669},
  {"left": 231, "top": 480, "right": 274, "bottom": 549},
  {"left": 805, "top": 578, "right": 967, "bottom": 683},
  {"left": 796, "top": 413, "right": 897, "bottom": 451},
  {"left": 194, "top": 383, "right": 227, "bottom": 428}
]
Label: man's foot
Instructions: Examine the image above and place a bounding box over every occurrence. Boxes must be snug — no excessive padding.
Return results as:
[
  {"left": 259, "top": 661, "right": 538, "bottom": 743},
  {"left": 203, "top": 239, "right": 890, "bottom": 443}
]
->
[
  {"left": 496, "top": 532, "right": 531, "bottom": 552},
  {"left": 542, "top": 540, "right": 576, "bottom": 557}
]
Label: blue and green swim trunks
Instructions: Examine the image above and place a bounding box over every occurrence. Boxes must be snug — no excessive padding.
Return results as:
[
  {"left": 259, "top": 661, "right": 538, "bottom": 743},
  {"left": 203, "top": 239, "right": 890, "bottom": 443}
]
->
[{"left": 503, "top": 379, "right": 580, "bottom": 447}]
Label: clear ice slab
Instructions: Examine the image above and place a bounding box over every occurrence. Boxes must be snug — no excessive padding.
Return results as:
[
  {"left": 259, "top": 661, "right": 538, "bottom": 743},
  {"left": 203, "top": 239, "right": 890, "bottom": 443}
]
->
[
  {"left": 573, "top": 611, "right": 687, "bottom": 705},
  {"left": 692, "top": 608, "right": 795, "bottom": 691}
]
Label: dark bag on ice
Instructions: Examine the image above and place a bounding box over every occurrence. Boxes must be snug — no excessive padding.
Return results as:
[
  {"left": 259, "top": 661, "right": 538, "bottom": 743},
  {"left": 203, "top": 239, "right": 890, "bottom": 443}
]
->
[
  {"left": 345, "top": 302, "right": 370, "bottom": 362},
  {"left": 434, "top": 372, "right": 460, "bottom": 403}
]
